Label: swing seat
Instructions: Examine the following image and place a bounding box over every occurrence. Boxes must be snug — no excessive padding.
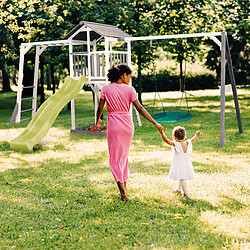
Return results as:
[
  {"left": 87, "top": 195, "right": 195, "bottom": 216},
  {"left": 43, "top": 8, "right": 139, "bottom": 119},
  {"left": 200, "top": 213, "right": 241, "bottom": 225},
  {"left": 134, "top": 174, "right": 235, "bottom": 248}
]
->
[{"left": 152, "top": 112, "right": 193, "bottom": 123}]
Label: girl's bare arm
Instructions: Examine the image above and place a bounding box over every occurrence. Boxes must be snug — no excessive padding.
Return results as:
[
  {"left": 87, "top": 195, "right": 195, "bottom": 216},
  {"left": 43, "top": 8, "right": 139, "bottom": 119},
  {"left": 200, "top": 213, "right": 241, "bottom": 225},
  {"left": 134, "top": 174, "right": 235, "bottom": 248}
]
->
[
  {"left": 160, "top": 130, "right": 175, "bottom": 146},
  {"left": 191, "top": 130, "right": 201, "bottom": 143}
]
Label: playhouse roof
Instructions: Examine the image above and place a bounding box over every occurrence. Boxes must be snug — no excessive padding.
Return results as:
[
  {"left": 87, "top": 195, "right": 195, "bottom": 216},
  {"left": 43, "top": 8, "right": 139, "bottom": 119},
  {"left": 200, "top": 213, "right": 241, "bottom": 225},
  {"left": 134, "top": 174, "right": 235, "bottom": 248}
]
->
[{"left": 63, "top": 21, "right": 131, "bottom": 41}]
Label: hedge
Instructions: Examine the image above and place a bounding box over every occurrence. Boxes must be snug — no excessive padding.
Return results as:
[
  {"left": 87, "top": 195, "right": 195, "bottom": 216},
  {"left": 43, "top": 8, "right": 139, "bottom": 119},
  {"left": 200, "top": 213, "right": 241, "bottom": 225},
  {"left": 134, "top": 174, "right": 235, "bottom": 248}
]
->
[{"left": 132, "top": 71, "right": 217, "bottom": 92}]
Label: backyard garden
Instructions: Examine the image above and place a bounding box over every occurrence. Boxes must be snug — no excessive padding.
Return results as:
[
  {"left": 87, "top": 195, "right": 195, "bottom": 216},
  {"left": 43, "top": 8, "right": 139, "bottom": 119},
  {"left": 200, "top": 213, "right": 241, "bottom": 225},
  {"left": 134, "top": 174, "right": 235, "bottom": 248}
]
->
[
  {"left": 0, "top": 0, "right": 249, "bottom": 249},
  {"left": 0, "top": 87, "right": 249, "bottom": 249}
]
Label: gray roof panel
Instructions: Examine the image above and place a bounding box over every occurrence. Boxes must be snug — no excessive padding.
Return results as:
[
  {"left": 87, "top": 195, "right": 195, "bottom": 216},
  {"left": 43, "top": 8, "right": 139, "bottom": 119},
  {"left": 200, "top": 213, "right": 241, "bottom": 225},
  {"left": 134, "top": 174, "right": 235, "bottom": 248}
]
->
[{"left": 63, "top": 21, "right": 131, "bottom": 41}]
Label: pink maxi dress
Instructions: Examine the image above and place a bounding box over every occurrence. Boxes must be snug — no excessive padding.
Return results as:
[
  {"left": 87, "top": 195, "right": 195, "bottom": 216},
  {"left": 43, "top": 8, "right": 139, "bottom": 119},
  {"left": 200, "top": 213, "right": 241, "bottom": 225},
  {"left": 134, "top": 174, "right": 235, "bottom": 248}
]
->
[{"left": 100, "top": 82, "right": 138, "bottom": 183}]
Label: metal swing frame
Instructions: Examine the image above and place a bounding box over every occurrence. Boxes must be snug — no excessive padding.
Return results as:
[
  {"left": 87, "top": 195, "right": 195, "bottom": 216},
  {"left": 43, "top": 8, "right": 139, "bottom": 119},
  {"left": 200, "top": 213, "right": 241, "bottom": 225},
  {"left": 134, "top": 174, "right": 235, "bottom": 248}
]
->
[
  {"left": 123, "top": 31, "right": 243, "bottom": 148},
  {"left": 9, "top": 26, "right": 243, "bottom": 148}
]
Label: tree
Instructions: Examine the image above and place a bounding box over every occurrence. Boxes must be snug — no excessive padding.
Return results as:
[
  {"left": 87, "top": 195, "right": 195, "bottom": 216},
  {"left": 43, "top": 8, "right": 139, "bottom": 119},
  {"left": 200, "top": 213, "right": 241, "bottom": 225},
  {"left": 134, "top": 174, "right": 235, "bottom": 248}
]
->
[
  {"left": 0, "top": 0, "right": 19, "bottom": 92},
  {"left": 153, "top": 0, "right": 209, "bottom": 91},
  {"left": 117, "top": 0, "right": 155, "bottom": 104},
  {"left": 0, "top": 0, "right": 97, "bottom": 96},
  {"left": 77, "top": 0, "right": 156, "bottom": 104},
  {"left": 204, "top": 0, "right": 250, "bottom": 85},
  {"left": 0, "top": 24, "right": 12, "bottom": 92}
]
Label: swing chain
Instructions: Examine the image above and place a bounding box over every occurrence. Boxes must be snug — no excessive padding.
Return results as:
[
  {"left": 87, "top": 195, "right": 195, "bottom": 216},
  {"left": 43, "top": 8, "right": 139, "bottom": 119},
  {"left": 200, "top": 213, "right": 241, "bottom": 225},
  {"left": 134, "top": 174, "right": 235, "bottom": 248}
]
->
[
  {"left": 177, "top": 39, "right": 190, "bottom": 121},
  {"left": 151, "top": 40, "right": 166, "bottom": 116}
]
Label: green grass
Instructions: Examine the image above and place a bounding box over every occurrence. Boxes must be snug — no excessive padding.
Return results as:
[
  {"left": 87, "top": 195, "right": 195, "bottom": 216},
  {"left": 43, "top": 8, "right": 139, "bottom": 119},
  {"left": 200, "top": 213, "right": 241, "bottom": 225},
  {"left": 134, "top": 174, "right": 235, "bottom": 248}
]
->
[{"left": 0, "top": 88, "right": 249, "bottom": 249}]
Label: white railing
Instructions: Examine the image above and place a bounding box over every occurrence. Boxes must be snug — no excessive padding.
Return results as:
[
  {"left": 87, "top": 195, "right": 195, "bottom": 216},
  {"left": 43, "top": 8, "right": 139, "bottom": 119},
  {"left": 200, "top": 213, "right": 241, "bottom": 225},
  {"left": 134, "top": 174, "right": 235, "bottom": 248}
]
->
[
  {"left": 72, "top": 51, "right": 128, "bottom": 79},
  {"left": 109, "top": 51, "right": 128, "bottom": 67}
]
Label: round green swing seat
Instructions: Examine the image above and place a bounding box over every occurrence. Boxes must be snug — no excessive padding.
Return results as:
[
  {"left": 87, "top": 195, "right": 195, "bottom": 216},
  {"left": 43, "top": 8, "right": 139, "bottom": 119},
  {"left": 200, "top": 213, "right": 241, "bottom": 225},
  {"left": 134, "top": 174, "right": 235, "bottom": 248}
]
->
[{"left": 152, "top": 111, "right": 193, "bottom": 123}]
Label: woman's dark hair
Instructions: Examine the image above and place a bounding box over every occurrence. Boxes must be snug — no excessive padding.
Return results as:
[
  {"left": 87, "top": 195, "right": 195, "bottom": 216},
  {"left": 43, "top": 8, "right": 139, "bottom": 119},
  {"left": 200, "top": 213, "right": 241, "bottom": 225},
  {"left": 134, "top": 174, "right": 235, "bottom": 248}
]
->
[
  {"left": 107, "top": 64, "right": 132, "bottom": 82},
  {"left": 172, "top": 126, "right": 186, "bottom": 140}
]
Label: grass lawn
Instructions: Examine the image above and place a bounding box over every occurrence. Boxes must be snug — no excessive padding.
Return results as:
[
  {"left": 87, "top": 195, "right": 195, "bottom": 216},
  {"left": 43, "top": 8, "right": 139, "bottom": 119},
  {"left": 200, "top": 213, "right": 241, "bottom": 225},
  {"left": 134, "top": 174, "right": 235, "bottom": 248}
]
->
[{"left": 0, "top": 87, "right": 249, "bottom": 249}]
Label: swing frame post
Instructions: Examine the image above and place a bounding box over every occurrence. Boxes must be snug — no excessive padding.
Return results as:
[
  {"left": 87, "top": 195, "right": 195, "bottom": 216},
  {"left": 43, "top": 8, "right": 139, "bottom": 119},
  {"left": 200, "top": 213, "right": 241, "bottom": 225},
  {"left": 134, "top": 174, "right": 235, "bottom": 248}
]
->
[
  {"left": 124, "top": 31, "right": 243, "bottom": 148},
  {"left": 225, "top": 35, "right": 243, "bottom": 134},
  {"left": 220, "top": 32, "right": 226, "bottom": 148}
]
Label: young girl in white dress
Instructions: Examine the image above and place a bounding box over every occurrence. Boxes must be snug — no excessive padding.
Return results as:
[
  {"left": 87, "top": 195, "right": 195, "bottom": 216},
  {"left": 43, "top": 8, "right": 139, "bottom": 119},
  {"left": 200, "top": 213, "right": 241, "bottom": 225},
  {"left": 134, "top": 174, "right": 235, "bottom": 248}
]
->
[{"left": 160, "top": 126, "right": 201, "bottom": 198}]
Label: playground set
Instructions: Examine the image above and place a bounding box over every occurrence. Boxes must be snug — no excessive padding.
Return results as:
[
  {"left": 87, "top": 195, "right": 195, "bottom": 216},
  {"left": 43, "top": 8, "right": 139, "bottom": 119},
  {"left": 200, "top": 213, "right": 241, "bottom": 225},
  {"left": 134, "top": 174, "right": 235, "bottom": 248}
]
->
[{"left": 9, "top": 21, "right": 243, "bottom": 151}]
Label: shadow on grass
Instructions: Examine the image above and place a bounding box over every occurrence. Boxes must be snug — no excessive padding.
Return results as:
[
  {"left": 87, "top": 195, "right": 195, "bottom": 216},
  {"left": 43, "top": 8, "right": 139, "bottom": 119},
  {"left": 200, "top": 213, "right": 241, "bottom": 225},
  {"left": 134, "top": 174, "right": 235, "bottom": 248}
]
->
[
  {"left": 219, "top": 195, "right": 247, "bottom": 212},
  {"left": 2, "top": 91, "right": 248, "bottom": 154},
  {"left": 192, "top": 161, "right": 237, "bottom": 174},
  {"left": 0, "top": 142, "right": 11, "bottom": 152},
  {"left": 180, "top": 197, "right": 219, "bottom": 212},
  {"left": 0, "top": 160, "right": 245, "bottom": 249}
]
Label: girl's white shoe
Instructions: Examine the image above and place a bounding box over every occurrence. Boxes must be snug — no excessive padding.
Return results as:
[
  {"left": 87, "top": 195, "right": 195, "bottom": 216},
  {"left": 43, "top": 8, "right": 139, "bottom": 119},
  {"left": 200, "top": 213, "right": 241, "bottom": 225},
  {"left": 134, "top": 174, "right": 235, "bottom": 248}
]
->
[{"left": 172, "top": 190, "right": 182, "bottom": 195}]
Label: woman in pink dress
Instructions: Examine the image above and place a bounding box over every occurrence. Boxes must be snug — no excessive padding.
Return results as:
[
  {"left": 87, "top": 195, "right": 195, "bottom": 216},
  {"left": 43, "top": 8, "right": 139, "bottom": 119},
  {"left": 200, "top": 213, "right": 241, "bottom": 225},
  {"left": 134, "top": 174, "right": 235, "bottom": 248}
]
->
[{"left": 96, "top": 65, "right": 163, "bottom": 201}]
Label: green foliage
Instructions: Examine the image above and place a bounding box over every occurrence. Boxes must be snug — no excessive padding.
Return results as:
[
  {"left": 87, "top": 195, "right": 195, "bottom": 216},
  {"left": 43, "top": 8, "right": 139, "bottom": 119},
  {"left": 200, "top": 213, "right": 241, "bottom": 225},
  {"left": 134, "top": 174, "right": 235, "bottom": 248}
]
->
[
  {"left": 132, "top": 72, "right": 217, "bottom": 92},
  {"left": 152, "top": 0, "right": 211, "bottom": 90},
  {"left": 204, "top": 0, "right": 250, "bottom": 85},
  {"left": 0, "top": 0, "right": 249, "bottom": 93}
]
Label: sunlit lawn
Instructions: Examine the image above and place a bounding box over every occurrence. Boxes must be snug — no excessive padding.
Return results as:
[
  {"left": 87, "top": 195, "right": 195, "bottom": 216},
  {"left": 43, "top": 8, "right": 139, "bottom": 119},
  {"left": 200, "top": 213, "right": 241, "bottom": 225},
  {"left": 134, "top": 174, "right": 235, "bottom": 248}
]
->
[{"left": 0, "top": 88, "right": 249, "bottom": 249}]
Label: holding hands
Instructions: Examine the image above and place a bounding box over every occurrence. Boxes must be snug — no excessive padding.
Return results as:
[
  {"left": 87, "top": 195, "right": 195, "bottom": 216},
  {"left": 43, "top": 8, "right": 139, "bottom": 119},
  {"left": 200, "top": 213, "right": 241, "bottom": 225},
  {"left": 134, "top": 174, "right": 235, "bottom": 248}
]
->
[{"left": 154, "top": 122, "right": 164, "bottom": 132}]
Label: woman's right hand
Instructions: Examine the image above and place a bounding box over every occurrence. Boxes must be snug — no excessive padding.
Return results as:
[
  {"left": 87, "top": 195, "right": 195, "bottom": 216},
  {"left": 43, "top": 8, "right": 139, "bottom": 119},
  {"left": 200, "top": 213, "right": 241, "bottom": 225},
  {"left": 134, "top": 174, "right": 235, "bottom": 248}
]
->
[{"left": 154, "top": 122, "right": 163, "bottom": 132}]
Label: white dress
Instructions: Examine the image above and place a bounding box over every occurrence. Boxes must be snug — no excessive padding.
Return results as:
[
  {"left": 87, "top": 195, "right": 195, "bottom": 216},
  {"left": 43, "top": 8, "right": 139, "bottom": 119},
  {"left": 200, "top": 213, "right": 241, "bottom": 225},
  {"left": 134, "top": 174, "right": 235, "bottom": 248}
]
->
[{"left": 169, "top": 139, "right": 195, "bottom": 180}]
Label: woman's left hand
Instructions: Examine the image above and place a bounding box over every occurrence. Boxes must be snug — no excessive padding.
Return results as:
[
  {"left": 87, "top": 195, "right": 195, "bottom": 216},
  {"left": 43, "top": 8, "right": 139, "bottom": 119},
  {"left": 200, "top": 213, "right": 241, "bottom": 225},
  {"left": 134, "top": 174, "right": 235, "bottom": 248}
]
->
[
  {"left": 154, "top": 123, "right": 163, "bottom": 132},
  {"left": 96, "top": 119, "right": 102, "bottom": 127}
]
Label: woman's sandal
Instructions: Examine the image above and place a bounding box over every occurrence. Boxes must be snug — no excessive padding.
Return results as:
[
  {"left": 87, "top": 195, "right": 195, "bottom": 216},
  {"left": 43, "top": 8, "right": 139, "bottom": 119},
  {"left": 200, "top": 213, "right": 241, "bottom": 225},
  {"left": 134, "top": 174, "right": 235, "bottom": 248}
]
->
[{"left": 121, "top": 194, "right": 129, "bottom": 201}]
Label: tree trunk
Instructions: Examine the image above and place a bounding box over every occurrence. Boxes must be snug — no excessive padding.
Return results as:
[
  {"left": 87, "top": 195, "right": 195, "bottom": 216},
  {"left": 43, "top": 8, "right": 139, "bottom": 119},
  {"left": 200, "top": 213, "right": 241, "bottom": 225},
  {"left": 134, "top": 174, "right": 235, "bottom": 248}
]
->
[
  {"left": 67, "top": 101, "right": 71, "bottom": 110},
  {"left": 137, "top": 49, "right": 143, "bottom": 105},
  {"left": 2, "top": 64, "right": 12, "bottom": 92},
  {"left": 11, "top": 68, "right": 17, "bottom": 86},
  {"left": 179, "top": 57, "right": 184, "bottom": 92},
  {"left": 51, "top": 64, "right": 55, "bottom": 94},
  {"left": 46, "top": 65, "right": 52, "bottom": 90},
  {"left": 22, "top": 66, "right": 34, "bottom": 97},
  {"left": 40, "top": 57, "right": 45, "bottom": 105}
]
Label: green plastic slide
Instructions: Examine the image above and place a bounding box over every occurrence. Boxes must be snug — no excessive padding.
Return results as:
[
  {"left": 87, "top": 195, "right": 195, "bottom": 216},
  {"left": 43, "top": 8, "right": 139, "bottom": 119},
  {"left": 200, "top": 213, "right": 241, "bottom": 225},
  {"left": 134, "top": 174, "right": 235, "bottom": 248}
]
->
[{"left": 10, "top": 75, "right": 87, "bottom": 152}]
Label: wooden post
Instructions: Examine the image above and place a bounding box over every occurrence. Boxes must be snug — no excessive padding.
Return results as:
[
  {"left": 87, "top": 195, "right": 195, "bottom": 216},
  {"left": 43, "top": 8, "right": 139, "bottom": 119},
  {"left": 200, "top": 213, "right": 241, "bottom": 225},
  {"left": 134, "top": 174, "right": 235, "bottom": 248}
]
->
[
  {"left": 87, "top": 29, "right": 92, "bottom": 79},
  {"left": 109, "top": 41, "right": 113, "bottom": 67},
  {"left": 220, "top": 32, "right": 226, "bottom": 148},
  {"left": 32, "top": 45, "right": 47, "bottom": 115},
  {"left": 69, "top": 40, "right": 76, "bottom": 130},
  {"left": 127, "top": 40, "right": 142, "bottom": 126},
  {"left": 93, "top": 41, "right": 97, "bottom": 77},
  {"left": 16, "top": 45, "right": 25, "bottom": 123},
  {"left": 16, "top": 44, "right": 33, "bottom": 123},
  {"left": 40, "top": 57, "right": 45, "bottom": 105},
  {"left": 102, "top": 54, "right": 105, "bottom": 76},
  {"left": 225, "top": 36, "right": 243, "bottom": 133},
  {"left": 105, "top": 38, "right": 109, "bottom": 84},
  {"left": 32, "top": 45, "right": 40, "bottom": 117}
]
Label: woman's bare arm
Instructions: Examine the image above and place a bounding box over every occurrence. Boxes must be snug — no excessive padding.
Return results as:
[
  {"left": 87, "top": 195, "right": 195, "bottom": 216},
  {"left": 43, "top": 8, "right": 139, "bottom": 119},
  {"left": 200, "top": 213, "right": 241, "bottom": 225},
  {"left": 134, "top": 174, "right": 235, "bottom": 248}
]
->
[
  {"left": 96, "top": 98, "right": 105, "bottom": 125},
  {"left": 132, "top": 99, "right": 163, "bottom": 131}
]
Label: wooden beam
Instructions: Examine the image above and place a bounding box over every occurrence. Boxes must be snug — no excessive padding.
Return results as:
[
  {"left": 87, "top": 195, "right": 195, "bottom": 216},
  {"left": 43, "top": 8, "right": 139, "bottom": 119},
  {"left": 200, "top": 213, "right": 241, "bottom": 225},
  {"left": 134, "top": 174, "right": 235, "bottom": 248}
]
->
[{"left": 124, "top": 32, "right": 222, "bottom": 42}]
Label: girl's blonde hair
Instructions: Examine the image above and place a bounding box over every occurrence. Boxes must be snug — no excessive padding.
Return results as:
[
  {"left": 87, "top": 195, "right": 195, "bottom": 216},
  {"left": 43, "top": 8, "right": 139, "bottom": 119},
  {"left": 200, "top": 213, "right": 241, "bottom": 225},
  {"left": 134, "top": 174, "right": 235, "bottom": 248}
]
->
[{"left": 172, "top": 126, "right": 186, "bottom": 140}]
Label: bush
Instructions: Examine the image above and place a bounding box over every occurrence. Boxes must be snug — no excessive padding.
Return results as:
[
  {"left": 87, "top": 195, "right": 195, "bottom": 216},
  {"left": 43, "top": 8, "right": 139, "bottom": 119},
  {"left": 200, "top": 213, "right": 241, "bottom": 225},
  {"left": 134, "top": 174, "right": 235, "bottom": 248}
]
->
[{"left": 132, "top": 71, "right": 217, "bottom": 92}]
